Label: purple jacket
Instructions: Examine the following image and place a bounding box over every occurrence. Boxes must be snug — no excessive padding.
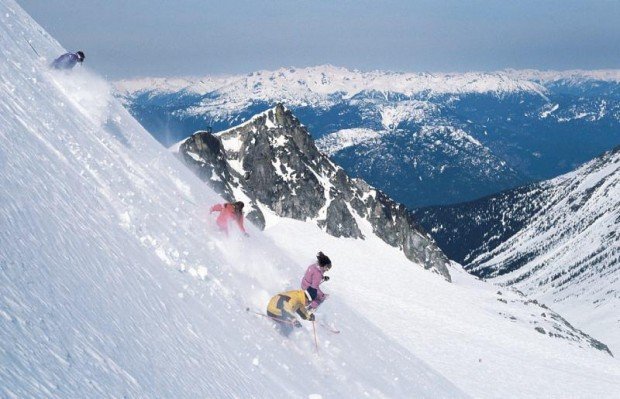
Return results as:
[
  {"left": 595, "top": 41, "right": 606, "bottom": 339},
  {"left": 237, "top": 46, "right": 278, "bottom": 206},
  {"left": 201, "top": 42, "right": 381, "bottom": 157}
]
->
[
  {"left": 301, "top": 263, "right": 326, "bottom": 309},
  {"left": 51, "top": 53, "right": 80, "bottom": 70}
]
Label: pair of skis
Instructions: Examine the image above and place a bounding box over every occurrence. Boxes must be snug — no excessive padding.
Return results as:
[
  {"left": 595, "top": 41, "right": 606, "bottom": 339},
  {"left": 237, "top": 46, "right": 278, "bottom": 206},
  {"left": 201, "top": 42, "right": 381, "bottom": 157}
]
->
[{"left": 246, "top": 308, "right": 340, "bottom": 334}]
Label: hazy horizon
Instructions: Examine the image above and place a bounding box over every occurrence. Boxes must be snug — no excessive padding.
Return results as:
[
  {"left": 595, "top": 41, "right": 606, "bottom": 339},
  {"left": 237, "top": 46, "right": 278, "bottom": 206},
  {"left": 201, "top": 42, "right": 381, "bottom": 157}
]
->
[{"left": 17, "top": 0, "right": 620, "bottom": 80}]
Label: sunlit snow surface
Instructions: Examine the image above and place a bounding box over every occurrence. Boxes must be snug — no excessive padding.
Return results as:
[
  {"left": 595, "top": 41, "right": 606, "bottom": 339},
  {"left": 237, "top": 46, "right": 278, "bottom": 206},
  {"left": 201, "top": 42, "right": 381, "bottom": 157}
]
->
[
  {"left": 0, "top": 1, "right": 464, "bottom": 398},
  {"left": 265, "top": 220, "right": 620, "bottom": 398},
  {"left": 1, "top": 1, "right": 620, "bottom": 398},
  {"left": 469, "top": 148, "right": 620, "bottom": 354}
]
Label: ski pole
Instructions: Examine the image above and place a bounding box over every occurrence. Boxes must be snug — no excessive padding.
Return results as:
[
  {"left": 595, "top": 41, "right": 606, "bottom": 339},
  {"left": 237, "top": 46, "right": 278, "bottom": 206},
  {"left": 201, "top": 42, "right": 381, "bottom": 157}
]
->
[
  {"left": 312, "top": 320, "right": 319, "bottom": 354},
  {"left": 182, "top": 196, "right": 197, "bottom": 206},
  {"left": 25, "top": 39, "right": 40, "bottom": 57},
  {"left": 246, "top": 308, "right": 296, "bottom": 325}
]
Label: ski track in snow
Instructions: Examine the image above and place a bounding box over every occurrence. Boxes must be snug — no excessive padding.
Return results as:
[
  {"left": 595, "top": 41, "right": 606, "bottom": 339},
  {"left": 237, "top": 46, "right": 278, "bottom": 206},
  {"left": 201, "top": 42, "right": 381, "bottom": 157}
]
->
[{"left": 1, "top": 1, "right": 620, "bottom": 398}]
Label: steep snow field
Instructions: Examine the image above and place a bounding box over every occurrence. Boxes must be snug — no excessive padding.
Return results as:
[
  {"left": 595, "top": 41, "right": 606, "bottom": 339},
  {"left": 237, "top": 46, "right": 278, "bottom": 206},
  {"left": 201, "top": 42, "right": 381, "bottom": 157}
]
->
[
  {"left": 0, "top": 2, "right": 464, "bottom": 397},
  {"left": 468, "top": 148, "right": 620, "bottom": 354},
  {"left": 2, "top": 1, "right": 620, "bottom": 398},
  {"left": 265, "top": 219, "right": 620, "bottom": 398}
]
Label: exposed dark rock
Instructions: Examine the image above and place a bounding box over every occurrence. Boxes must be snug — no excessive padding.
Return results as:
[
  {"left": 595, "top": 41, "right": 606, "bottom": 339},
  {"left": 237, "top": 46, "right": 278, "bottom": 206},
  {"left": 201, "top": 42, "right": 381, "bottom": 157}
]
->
[
  {"left": 318, "top": 197, "right": 362, "bottom": 238},
  {"left": 179, "top": 131, "right": 232, "bottom": 199},
  {"left": 176, "top": 104, "right": 451, "bottom": 280}
]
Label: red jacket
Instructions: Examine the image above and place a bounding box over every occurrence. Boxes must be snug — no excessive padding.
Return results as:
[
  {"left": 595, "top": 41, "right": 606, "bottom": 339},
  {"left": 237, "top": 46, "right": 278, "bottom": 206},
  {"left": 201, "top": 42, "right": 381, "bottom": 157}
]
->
[{"left": 210, "top": 203, "right": 246, "bottom": 234}]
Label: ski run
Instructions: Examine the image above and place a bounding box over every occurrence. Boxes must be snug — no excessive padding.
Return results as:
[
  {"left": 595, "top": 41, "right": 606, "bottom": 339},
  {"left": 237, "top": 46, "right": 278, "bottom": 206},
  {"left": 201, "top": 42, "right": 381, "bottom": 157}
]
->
[{"left": 1, "top": 1, "right": 620, "bottom": 398}]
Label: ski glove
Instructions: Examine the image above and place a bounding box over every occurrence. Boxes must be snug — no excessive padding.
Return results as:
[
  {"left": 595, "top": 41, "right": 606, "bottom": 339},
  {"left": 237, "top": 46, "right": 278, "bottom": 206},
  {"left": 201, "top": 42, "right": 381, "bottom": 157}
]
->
[
  {"left": 293, "top": 320, "right": 302, "bottom": 328},
  {"left": 322, "top": 276, "right": 330, "bottom": 282},
  {"left": 308, "top": 314, "right": 315, "bottom": 322}
]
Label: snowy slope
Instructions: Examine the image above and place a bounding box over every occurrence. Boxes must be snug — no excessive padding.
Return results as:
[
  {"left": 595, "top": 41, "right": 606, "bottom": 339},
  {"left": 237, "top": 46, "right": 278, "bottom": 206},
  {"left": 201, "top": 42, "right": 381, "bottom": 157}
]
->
[
  {"left": 316, "top": 128, "right": 385, "bottom": 155},
  {"left": 0, "top": 2, "right": 466, "bottom": 397},
  {"left": 2, "top": 2, "right": 620, "bottom": 398},
  {"left": 264, "top": 219, "right": 620, "bottom": 398},
  {"left": 415, "top": 145, "right": 620, "bottom": 354},
  {"left": 467, "top": 147, "right": 620, "bottom": 353}
]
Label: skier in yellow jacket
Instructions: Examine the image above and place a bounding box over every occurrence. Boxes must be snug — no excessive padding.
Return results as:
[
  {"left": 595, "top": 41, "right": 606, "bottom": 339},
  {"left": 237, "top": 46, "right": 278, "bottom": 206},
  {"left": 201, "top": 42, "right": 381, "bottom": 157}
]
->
[{"left": 266, "top": 287, "right": 317, "bottom": 336}]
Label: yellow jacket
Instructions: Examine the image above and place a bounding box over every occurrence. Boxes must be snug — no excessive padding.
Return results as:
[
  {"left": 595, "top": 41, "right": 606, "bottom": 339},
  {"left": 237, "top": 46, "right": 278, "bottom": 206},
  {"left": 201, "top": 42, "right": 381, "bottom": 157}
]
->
[{"left": 266, "top": 290, "right": 312, "bottom": 320}]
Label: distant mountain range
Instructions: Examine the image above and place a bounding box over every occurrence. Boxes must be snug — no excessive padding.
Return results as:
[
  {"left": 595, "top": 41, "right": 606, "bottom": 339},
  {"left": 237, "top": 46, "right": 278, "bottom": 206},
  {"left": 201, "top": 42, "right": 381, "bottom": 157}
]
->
[
  {"left": 116, "top": 66, "right": 620, "bottom": 207},
  {"left": 414, "top": 145, "right": 620, "bottom": 351}
]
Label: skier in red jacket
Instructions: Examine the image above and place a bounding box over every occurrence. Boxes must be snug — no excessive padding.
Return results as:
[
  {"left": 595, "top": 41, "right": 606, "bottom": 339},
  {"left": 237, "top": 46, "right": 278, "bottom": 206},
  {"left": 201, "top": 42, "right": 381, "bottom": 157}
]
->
[{"left": 210, "top": 201, "right": 248, "bottom": 236}]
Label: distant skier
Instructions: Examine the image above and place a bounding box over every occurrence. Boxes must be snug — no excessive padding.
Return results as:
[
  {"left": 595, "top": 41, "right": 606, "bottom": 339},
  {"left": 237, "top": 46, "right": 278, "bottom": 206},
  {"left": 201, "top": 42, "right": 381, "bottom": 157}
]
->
[
  {"left": 266, "top": 288, "right": 317, "bottom": 336},
  {"left": 301, "top": 252, "right": 332, "bottom": 310},
  {"left": 210, "top": 201, "right": 248, "bottom": 236},
  {"left": 50, "top": 51, "right": 85, "bottom": 70}
]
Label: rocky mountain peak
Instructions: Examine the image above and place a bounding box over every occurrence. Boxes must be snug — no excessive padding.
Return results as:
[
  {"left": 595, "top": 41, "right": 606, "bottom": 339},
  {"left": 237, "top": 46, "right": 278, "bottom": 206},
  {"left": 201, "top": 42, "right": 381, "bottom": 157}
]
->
[{"left": 178, "top": 104, "right": 452, "bottom": 281}]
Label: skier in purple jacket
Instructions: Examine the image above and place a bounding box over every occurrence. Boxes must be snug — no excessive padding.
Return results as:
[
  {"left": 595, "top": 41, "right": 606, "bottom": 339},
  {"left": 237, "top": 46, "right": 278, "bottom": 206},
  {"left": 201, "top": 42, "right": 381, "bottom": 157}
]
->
[
  {"left": 51, "top": 51, "right": 85, "bottom": 70},
  {"left": 301, "top": 252, "right": 332, "bottom": 310}
]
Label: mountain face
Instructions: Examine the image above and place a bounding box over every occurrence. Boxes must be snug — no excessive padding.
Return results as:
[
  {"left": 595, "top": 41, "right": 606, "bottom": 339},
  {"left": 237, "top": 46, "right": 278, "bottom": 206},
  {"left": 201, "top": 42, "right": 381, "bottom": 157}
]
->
[
  {"left": 413, "top": 185, "right": 551, "bottom": 267},
  {"left": 415, "top": 146, "right": 620, "bottom": 352},
  {"left": 116, "top": 66, "right": 620, "bottom": 207},
  {"left": 5, "top": 2, "right": 620, "bottom": 397},
  {"left": 177, "top": 104, "right": 452, "bottom": 281},
  {"left": 321, "top": 124, "right": 522, "bottom": 209}
]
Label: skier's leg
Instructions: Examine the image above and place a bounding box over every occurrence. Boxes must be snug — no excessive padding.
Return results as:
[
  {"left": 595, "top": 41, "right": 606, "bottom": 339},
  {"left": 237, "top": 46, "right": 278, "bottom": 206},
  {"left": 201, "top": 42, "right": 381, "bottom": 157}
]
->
[
  {"left": 267, "top": 310, "right": 293, "bottom": 336},
  {"left": 279, "top": 321, "right": 293, "bottom": 337}
]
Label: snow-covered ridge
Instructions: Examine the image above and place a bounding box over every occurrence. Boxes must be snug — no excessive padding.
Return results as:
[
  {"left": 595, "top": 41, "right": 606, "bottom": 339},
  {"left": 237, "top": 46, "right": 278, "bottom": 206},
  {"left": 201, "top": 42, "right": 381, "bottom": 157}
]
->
[
  {"left": 477, "top": 146, "right": 620, "bottom": 352},
  {"left": 506, "top": 68, "right": 620, "bottom": 84},
  {"left": 316, "top": 128, "right": 385, "bottom": 155},
  {"left": 213, "top": 105, "right": 286, "bottom": 137},
  {"left": 116, "top": 63, "right": 620, "bottom": 207},
  {"left": 115, "top": 66, "right": 620, "bottom": 103},
  {"left": 115, "top": 65, "right": 557, "bottom": 102},
  {"left": 316, "top": 125, "right": 484, "bottom": 157},
  {"left": 422, "top": 145, "right": 620, "bottom": 354}
]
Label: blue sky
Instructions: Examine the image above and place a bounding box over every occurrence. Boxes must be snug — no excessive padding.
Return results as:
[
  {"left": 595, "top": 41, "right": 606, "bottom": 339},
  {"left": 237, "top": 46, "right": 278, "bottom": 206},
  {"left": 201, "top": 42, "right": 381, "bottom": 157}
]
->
[{"left": 17, "top": 0, "right": 620, "bottom": 79}]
